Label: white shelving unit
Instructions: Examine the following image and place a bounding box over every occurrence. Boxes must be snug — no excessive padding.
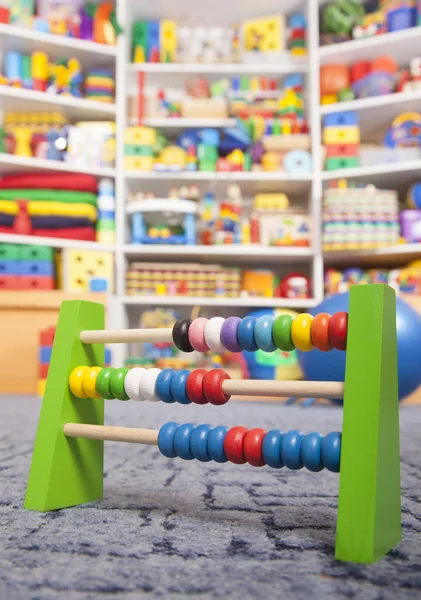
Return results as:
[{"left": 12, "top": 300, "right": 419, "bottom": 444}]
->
[{"left": 0, "top": 1, "right": 420, "bottom": 368}]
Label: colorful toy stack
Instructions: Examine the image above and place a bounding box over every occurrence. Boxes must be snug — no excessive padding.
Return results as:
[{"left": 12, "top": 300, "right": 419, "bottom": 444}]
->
[
  {"left": 323, "top": 111, "right": 360, "bottom": 170},
  {"left": 3, "top": 111, "right": 67, "bottom": 159},
  {"left": 66, "top": 121, "right": 116, "bottom": 169},
  {"left": 322, "top": 181, "right": 400, "bottom": 251},
  {"left": 288, "top": 13, "right": 307, "bottom": 57},
  {"left": 84, "top": 69, "right": 115, "bottom": 103},
  {"left": 124, "top": 126, "right": 156, "bottom": 171},
  {"left": 96, "top": 179, "right": 115, "bottom": 244},
  {"left": 0, "top": 173, "right": 99, "bottom": 241},
  {"left": 38, "top": 326, "right": 112, "bottom": 398},
  {"left": 0, "top": 243, "right": 55, "bottom": 290}
]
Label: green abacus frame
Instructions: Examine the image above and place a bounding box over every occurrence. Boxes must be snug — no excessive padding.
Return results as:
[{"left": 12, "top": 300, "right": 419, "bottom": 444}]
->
[{"left": 25, "top": 284, "right": 401, "bottom": 564}]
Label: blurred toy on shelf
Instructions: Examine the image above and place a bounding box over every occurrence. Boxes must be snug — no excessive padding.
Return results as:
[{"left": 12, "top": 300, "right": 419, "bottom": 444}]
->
[
  {"left": 126, "top": 263, "right": 241, "bottom": 298},
  {"left": 323, "top": 180, "right": 400, "bottom": 251},
  {"left": 0, "top": 243, "right": 55, "bottom": 289},
  {"left": 253, "top": 193, "right": 311, "bottom": 247},
  {"left": 96, "top": 178, "right": 115, "bottom": 244},
  {"left": 84, "top": 68, "right": 115, "bottom": 103},
  {"left": 138, "top": 308, "right": 179, "bottom": 363},
  {"left": 58, "top": 247, "right": 114, "bottom": 292},
  {"left": 2, "top": 111, "right": 115, "bottom": 168},
  {"left": 322, "top": 110, "right": 360, "bottom": 170},
  {"left": 320, "top": 0, "right": 420, "bottom": 45},
  {"left": 127, "top": 197, "right": 197, "bottom": 245},
  {"left": 5, "top": 1, "right": 121, "bottom": 44},
  {"left": 384, "top": 111, "right": 421, "bottom": 147},
  {"left": 131, "top": 12, "right": 302, "bottom": 65},
  {"left": 325, "top": 262, "right": 421, "bottom": 296},
  {"left": 66, "top": 120, "right": 116, "bottom": 169},
  {"left": 407, "top": 181, "right": 421, "bottom": 208},
  {"left": 277, "top": 272, "right": 311, "bottom": 298},
  {"left": 240, "top": 269, "right": 276, "bottom": 297}
]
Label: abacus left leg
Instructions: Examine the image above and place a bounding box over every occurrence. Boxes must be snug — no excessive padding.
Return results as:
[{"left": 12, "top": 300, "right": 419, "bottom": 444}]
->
[{"left": 25, "top": 300, "right": 105, "bottom": 512}]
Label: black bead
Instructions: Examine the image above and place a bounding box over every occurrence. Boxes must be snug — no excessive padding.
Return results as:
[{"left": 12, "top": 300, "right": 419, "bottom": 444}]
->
[{"left": 172, "top": 318, "right": 194, "bottom": 353}]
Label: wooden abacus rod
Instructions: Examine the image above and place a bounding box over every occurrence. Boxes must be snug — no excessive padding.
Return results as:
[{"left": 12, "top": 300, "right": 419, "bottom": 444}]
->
[
  {"left": 223, "top": 380, "right": 344, "bottom": 399},
  {"left": 63, "top": 423, "right": 159, "bottom": 445},
  {"left": 80, "top": 328, "right": 173, "bottom": 344}
]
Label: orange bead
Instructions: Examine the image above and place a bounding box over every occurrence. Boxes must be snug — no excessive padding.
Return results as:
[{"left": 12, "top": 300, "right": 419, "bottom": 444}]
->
[
  {"left": 311, "top": 313, "right": 333, "bottom": 352},
  {"left": 329, "top": 312, "right": 348, "bottom": 351}
]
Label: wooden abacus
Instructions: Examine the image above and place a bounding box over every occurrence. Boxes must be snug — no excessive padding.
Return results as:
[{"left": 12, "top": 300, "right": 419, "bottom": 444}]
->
[{"left": 25, "top": 284, "right": 401, "bottom": 564}]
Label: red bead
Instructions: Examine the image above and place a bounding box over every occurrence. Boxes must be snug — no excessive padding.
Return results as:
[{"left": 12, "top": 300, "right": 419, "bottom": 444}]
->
[
  {"left": 224, "top": 426, "right": 248, "bottom": 464},
  {"left": 329, "top": 311, "right": 348, "bottom": 350},
  {"left": 202, "top": 369, "right": 231, "bottom": 405},
  {"left": 243, "top": 428, "right": 266, "bottom": 467},
  {"left": 186, "top": 369, "right": 208, "bottom": 404},
  {"left": 311, "top": 313, "right": 332, "bottom": 352}
]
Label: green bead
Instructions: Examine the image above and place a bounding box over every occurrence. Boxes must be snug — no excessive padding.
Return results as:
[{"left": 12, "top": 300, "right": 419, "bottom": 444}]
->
[
  {"left": 95, "top": 367, "right": 115, "bottom": 399},
  {"left": 273, "top": 314, "right": 295, "bottom": 352},
  {"left": 110, "top": 367, "right": 130, "bottom": 400}
]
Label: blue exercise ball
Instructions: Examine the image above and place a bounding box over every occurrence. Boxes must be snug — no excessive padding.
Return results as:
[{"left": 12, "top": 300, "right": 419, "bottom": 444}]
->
[{"left": 297, "top": 292, "right": 421, "bottom": 401}]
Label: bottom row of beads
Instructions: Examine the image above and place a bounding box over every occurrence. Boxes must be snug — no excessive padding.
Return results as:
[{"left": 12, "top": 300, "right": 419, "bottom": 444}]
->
[{"left": 158, "top": 423, "right": 341, "bottom": 472}]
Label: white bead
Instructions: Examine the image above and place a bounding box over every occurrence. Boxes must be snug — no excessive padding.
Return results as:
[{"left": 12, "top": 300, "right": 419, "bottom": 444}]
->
[
  {"left": 124, "top": 367, "right": 146, "bottom": 401},
  {"left": 204, "top": 317, "right": 226, "bottom": 353},
  {"left": 139, "top": 368, "right": 161, "bottom": 402}
]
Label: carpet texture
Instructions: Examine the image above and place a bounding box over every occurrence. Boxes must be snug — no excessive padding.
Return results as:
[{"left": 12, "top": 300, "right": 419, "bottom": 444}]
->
[{"left": 1, "top": 395, "right": 420, "bottom": 600}]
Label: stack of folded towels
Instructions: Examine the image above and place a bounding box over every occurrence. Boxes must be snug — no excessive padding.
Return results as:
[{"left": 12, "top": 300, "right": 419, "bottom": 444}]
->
[{"left": 0, "top": 173, "right": 98, "bottom": 241}]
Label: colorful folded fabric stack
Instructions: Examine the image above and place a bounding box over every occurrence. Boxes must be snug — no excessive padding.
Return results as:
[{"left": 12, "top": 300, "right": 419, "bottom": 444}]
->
[
  {"left": 0, "top": 174, "right": 98, "bottom": 241},
  {"left": 85, "top": 69, "right": 115, "bottom": 103}
]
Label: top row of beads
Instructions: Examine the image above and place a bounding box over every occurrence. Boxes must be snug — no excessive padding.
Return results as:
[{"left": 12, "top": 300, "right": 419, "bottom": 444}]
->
[{"left": 172, "top": 312, "right": 348, "bottom": 355}]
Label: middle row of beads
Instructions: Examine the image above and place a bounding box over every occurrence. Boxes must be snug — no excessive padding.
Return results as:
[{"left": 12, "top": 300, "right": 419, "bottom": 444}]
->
[{"left": 69, "top": 365, "right": 232, "bottom": 405}]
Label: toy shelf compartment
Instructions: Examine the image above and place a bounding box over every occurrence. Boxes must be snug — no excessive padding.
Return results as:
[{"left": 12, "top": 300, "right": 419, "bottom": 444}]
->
[{"left": 0, "top": 23, "right": 117, "bottom": 69}]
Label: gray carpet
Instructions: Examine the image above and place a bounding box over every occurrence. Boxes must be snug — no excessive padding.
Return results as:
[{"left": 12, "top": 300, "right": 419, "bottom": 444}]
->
[{"left": 1, "top": 395, "right": 420, "bottom": 600}]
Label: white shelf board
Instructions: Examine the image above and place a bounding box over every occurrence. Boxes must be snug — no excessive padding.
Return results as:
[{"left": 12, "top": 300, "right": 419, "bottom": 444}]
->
[
  {"left": 319, "top": 26, "right": 421, "bottom": 66},
  {"left": 320, "top": 90, "right": 421, "bottom": 141},
  {"left": 0, "top": 153, "right": 116, "bottom": 177},
  {"left": 141, "top": 118, "right": 237, "bottom": 128},
  {"left": 125, "top": 171, "right": 313, "bottom": 182},
  {"left": 324, "top": 244, "right": 421, "bottom": 268},
  {"left": 122, "top": 295, "right": 317, "bottom": 309},
  {"left": 0, "top": 233, "right": 116, "bottom": 252},
  {"left": 0, "top": 86, "right": 116, "bottom": 120},
  {"left": 321, "top": 159, "right": 421, "bottom": 185},
  {"left": 0, "top": 23, "right": 116, "bottom": 67},
  {"left": 127, "top": 62, "right": 308, "bottom": 74},
  {"left": 123, "top": 244, "right": 314, "bottom": 264}
]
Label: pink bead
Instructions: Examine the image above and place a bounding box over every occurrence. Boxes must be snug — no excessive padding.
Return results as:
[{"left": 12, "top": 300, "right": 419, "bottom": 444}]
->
[{"left": 188, "top": 317, "right": 210, "bottom": 353}]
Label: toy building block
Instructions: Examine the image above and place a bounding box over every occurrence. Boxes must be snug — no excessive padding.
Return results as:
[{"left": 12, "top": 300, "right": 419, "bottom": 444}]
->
[
  {"left": 20, "top": 245, "right": 54, "bottom": 262},
  {"left": 325, "top": 157, "right": 360, "bottom": 170},
  {"left": 243, "top": 15, "right": 285, "bottom": 52},
  {"left": 160, "top": 20, "right": 177, "bottom": 62},
  {"left": 25, "top": 300, "right": 105, "bottom": 511},
  {"left": 40, "top": 327, "right": 56, "bottom": 347},
  {"left": 0, "top": 243, "right": 21, "bottom": 261},
  {"left": 18, "top": 261, "right": 54, "bottom": 276},
  {"left": 326, "top": 144, "right": 359, "bottom": 157},
  {"left": 336, "top": 284, "right": 401, "bottom": 563},
  {"left": 0, "top": 275, "right": 20, "bottom": 289},
  {"left": 124, "top": 144, "right": 154, "bottom": 157},
  {"left": 61, "top": 248, "right": 114, "bottom": 293},
  {"left": 124, "top": 156, "right": 154, "bottom": 171},
  {"left": 125, "top": 126, "right": 156, "bottom": 146},
  {"left": 323, "top": 126, "right": 360, "bottom": 145},
  {"left": 147, "top": 21, "right": 160, "bottom": 62},
  {"left": 18, "top": 276, "right": 55, "bottom": 290},
  {"left": 323, "top": 111, "right": 359, "bottom": 128},
  {"left": 0, "top": 259, "right": 19, "bottom": 274},
  {"left": 132, "top": 21, "right": 148, "bottom": 62}
]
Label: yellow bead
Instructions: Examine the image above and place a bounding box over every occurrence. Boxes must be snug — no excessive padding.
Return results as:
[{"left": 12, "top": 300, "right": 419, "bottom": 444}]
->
[
  {"left": 291, "top": 313, "right": 314, "bottom": 352},
  {"left": 82, "top": 366, "right": 103, "bottom": 398},
  {"left": 69, "top": 366, "right": 90, "bottom": 398}
]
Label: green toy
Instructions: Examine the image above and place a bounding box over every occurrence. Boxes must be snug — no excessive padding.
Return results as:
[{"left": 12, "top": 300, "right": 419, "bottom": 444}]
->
[
  {"left": 321, "top": 0, "right": 365, "bottom": 35},
  {"left": 24, "top": 285, "right": 401, "bottom": 564}
]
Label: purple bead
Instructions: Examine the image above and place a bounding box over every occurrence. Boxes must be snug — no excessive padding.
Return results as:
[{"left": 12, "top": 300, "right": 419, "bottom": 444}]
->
[{"left": 220, "top": 317, "right": 242, "bottom": 353}]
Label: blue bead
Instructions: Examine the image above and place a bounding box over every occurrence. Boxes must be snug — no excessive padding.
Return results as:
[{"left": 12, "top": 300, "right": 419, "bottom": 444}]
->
[
  {"left": 207, "top": 426, "right": 228, "bottom": 463},
  {"left": 158, "top": 422, "right": 179, "bottom": 458},
  {"left": 237, "top": 316, "right": 258, "bottom": 352},
  {"left": 281, "top": 430, "right": 304, "bottom": 470},
  {"left": 190, "top": 424, "right": 212, "bottom": 462},
  {"left": 322, "top": 432, "right": 341, "bottom": 472},
  {"left": 174, "top": 423, "right": 195, "bottom": 460},
  {"left": 262, "top": 429, "right": 284, "bottom": 468},
  {"left": 301, "top": 432, "right": 324, "bottom": 472},
  {"left": 254, "top": 315, "right": 276, "bottom": 352},
  {"left": 156, "top": 369, "right": 176, "bottom": 403},
  {"left": 170, "top": 369, "right": 191, "bottom": 404}
]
